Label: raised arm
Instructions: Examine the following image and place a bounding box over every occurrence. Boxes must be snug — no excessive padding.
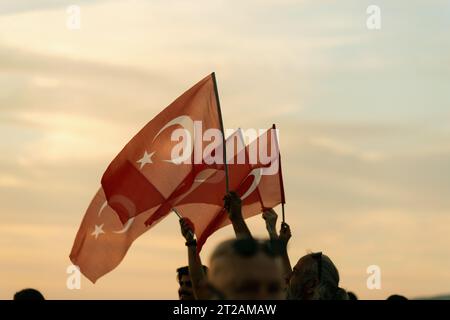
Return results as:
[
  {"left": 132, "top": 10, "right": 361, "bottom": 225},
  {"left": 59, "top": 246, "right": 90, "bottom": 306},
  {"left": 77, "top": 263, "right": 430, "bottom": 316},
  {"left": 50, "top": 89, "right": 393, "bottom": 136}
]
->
[
  {"left": 223, "top": 191, "right": 253, "bottom": 239},
  {"left": 262, "top": 208, "right": 279, "bottom": 240},
  {"left": 263, "top": 208, "right": 292, "bottom": 284},
  {"left": 279, "top": 221, "right": 293, "bottom": 283},
  {"left": 179, "top": 218, "right": 209, "bottom": 299}
]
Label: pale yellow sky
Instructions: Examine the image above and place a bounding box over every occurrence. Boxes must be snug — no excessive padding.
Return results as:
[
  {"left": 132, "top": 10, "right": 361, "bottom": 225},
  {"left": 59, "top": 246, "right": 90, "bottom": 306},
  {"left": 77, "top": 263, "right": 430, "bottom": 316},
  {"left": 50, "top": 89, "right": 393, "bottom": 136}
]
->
[{"left": 1, "top": 0, "right": 449, "bottom": 299}]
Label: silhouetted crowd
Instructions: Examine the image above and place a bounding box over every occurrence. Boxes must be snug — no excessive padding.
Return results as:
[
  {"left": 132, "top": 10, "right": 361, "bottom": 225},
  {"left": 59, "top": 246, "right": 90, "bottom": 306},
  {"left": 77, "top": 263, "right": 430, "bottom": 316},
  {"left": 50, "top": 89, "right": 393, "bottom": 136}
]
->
[
  {"left": 175, "top": 192, "right": 408, "bottom": 300},
  {"left": 12, "top": 192, "right": 408, "bottom": 300}
]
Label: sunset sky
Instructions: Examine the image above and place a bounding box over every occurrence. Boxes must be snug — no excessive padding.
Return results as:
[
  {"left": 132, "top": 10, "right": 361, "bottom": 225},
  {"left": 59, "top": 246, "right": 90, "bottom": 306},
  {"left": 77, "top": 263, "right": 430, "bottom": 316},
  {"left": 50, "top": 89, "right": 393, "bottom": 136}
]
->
[{"left": 1, "top": 0, "right": 449, "bottom": 299}]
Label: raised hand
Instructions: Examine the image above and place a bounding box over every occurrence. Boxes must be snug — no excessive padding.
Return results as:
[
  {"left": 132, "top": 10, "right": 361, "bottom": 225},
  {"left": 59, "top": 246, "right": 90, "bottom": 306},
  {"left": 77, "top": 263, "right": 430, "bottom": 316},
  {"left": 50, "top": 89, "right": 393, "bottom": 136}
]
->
[
  {"left": 179, "top": 217, "right": 195, "bottom": 242},
  {"left": 262, "top": 208, "right": 278, "bottom": 239},
  {"left": 223, "top": 191, "right": 242, "bottom": 221},
  {"left": 223, "top": 191, "right": 253, "bottom": 239},
  {"left": 279, "top": 222, "right": 292, "bottom": 245}
]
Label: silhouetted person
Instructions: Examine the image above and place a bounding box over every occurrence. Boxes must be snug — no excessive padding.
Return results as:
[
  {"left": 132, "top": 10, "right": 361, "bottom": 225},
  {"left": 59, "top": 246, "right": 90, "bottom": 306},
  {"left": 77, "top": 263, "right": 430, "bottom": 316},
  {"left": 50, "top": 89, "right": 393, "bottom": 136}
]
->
[
  {"left": 287, "top": 252, "right": 348, "bottom": 300},
  {"left": 208, "top": 238, "right": 285, "bottom": 300},
  {"left": 176, "top": 265, "right": 208, "bottom": 300},
  {"left": 14, "top": 288, "right": 45, "bottom": 300},
  {"left": 387, "top": 294, "right": 408, "bottom": 300},
  {"left": 347, "top": 291, "right": 358, "bottom": 300}
]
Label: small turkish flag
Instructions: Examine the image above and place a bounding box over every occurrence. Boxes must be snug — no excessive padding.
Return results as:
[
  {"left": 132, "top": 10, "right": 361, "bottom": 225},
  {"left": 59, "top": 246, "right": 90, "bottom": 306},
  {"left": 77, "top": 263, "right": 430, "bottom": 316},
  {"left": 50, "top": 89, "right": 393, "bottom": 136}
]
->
[{"left": 173, "top": 126, "right": 284, "bottom": 251}]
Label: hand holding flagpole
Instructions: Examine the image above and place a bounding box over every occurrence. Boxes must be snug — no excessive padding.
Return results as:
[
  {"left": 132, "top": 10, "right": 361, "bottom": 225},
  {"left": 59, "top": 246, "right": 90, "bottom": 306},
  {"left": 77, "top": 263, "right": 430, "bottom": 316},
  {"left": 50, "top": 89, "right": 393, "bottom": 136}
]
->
[{"left": 173, "top": 208, "right": 195, "bottom": 240}]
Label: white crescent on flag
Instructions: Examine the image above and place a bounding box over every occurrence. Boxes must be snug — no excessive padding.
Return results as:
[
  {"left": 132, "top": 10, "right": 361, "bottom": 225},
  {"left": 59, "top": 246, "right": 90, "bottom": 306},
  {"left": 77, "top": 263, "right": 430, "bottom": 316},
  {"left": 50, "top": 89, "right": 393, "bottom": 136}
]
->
[{"left": 152, "top": 115, "right": 195, "bottom": 164}]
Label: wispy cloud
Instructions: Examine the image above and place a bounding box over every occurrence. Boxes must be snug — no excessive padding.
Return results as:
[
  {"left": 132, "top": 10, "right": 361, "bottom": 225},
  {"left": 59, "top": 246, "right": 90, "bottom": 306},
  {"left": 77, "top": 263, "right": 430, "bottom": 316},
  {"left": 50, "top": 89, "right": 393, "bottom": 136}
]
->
[
  {"left": 0, "top": 0, "right": 449, "bottom": 299},
  {"left": 0, "top": 0, "right": 110, "bottom": 16}
]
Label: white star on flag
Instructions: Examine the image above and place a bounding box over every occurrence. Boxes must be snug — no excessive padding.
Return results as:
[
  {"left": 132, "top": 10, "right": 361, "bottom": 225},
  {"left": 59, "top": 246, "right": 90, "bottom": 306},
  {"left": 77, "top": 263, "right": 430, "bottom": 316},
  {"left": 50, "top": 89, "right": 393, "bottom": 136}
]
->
[
  {"left": 136, "top": 151, "right": 155, "bottom": 170},
  {"left": 91, "top": 224, "right": 105, "bottom": 239}
]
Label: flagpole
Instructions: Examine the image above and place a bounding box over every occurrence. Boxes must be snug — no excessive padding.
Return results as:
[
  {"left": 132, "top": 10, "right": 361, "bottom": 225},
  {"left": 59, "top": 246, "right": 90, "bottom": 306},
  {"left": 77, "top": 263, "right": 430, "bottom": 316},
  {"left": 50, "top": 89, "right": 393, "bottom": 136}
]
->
[
  {"left": 211, "top": 72, "right": 229, "bottom": 193},
  {"left": 273, "top": 124, "right": 286, "bottom": 223},
  {"left": 172, "top": 207, "right": 182, "bottom": 219},
  {"left": 172, "top": 208, "right": 195, "bottom": 239}
]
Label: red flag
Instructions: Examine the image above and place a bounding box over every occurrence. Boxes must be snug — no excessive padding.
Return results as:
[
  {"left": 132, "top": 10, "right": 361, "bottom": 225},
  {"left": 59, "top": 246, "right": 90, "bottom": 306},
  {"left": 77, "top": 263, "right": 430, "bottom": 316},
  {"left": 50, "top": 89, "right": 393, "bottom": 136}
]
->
[
  {"left": 69, "top": 188, "right": 159, "bottom": 282},
  {"left": 70, "top": 74, "right": 227, "bottom": 282},
  {"left": 144, "top": 129, "right": 248, "bottom": 226},
  {"left": 173, "top": 126, "right": 283, "bottom": 251},
  {"left": 101, "top": 74, "right": 223, "bottom": 224}
]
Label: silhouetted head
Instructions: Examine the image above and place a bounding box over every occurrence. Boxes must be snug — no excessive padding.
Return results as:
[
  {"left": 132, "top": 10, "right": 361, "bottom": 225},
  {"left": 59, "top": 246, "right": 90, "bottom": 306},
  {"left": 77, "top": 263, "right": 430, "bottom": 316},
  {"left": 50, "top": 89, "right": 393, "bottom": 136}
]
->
[
  {"left": 14, "top": 288, "right": 45, "bottom": 300},
  {"left": 176, "top": 265, "right": 208, "bottom": 300},
  {"left": 287, "top": 252, "right": 348, "bottom": 300},
  {"left": 208, "top": 238, "right": 285, "bottom": 300},
  {"left": 347, "top": 291, "right": 358, "bottom": 300},
  {"left": 387, "top": 294, "right": 408, "bottom": 300}
]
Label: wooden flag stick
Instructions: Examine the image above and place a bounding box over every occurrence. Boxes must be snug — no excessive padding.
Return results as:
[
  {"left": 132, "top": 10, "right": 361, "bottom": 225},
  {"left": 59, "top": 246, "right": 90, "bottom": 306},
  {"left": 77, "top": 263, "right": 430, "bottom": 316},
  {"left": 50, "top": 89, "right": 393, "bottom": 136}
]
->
[
  {"left": 211, "top": 72, "right": 229, "bottom": 194},
  {"left": 273, "top": 124, "right": 286, "bottom": 223},
  {"left": 173, "top": 208, "right": 195, "bottom": 239},
  {"left": 172, "top": 207, "right": 182, "bottom": 219}
]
